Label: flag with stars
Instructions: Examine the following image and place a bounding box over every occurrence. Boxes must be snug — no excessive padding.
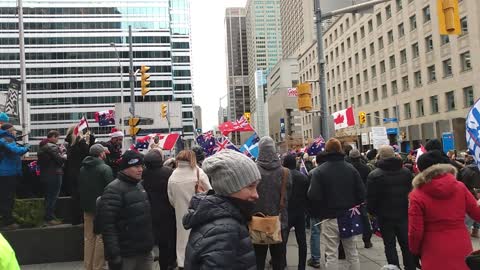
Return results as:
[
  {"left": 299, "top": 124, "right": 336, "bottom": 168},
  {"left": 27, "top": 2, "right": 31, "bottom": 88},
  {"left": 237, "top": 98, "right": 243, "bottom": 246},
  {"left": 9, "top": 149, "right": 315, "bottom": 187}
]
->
[
  {"left": 196, "top": 132, "right": 217, "bottom": 157},
  {"left": 306, "top": 135, "right": 326, "bottom": 156},
  {"left": 212, "top": 136, "right": 240, "bottom": 155},
  {"left": 337, "top": 205, "right": 364, "bottom": 239}
]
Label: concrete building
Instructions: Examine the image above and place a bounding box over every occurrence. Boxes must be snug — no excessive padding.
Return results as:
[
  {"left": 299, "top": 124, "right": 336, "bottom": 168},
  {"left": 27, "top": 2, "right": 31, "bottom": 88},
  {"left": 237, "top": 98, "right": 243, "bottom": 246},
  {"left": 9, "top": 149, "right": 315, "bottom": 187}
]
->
[
  {"left": 218, "top": 106, "right": 228, "bottom": 126},
  {"left": 320, "top": 0, "right": 479, "bottom": 151},
  {"left": 193, "top": 105, "right": 202, "bottom": 130},
  {"left": 280, "top": 0, "right": 315, "bottom": 59},
  {"left": 266, "top": 58, "right": 303, "bottom": 151},
  {"left": 0, "top": 0, "right": 195, "bottom": 151},
  {"left": 245, "top": 0, "right": 282, "bottom": 131}
]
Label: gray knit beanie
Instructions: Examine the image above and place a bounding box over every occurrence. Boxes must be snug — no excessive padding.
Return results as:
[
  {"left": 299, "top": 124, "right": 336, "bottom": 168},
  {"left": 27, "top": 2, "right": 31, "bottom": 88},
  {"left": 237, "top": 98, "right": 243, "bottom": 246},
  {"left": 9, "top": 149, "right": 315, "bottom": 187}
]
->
[{"left": 202, "top": 150, "right": 261, "bottom": 195}]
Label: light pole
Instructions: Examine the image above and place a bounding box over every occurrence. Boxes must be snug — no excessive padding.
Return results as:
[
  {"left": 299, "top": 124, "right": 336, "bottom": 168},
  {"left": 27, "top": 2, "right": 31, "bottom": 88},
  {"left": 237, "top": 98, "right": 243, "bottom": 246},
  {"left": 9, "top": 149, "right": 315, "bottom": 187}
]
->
[
  {"left": 110, "top": 42, "right": 125, "bottom": 150},
  {"left": 17, "top": 0, "right": 28, "bottom": 143}
]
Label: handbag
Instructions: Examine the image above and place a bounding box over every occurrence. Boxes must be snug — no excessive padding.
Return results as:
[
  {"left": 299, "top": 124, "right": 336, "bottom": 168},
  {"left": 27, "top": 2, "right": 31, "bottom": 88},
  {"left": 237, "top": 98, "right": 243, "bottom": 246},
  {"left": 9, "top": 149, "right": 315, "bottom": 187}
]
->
[
  {"left": 249, "top": 168, "right": 288, "bottom": 245},
  {"left": 194, "top": 168, "right": 206, "bottom": 193}
]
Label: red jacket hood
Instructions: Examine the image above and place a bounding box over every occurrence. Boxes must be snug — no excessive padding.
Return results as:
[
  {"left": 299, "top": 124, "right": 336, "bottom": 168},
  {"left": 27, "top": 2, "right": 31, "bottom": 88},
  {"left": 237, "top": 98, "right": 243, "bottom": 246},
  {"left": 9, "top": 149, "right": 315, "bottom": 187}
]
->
[{"left": 413, "top": 163, "right": 459, "bottom": 199}]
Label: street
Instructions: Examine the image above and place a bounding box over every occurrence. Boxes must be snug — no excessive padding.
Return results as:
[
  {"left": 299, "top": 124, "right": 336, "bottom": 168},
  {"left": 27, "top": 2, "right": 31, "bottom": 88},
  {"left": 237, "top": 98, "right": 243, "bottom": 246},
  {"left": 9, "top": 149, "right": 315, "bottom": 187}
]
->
[{"left": 22, "top": 231, "right": 480, "bottom": 270}]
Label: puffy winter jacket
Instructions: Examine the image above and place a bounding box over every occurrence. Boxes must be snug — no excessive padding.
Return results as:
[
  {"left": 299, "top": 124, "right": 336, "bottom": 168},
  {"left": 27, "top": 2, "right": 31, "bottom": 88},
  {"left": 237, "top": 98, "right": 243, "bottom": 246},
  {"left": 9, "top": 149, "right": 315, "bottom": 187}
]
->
[
  {"left": 97, "top": 172, "right": 154, "bottom": 260},
  {"left": 0, "top": 233, "right": 19, "bottom": 270},
  {"left": 183, "top": 194, "right": 256, "bottom": 270},
  {"left": 78, "top": 156, "right": 114, "bottom": 214},
  {"left": 0, "top": 130, "right": 28, "bottom": 176},
  {"left": 37, "top": 140, "right": 64, "bottom": 176}
]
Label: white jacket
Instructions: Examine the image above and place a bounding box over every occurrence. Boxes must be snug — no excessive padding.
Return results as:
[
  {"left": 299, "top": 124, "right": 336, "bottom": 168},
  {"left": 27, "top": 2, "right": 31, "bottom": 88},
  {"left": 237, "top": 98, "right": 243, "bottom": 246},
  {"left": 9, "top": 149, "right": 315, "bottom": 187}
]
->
[{"left": 167, "top": 161, "right": 211, "bottom": 267}]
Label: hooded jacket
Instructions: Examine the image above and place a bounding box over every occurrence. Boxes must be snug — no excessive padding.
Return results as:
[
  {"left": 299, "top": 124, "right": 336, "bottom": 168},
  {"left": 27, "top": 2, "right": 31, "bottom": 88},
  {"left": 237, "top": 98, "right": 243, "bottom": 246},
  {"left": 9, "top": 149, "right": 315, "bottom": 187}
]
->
[
  {"left": 78, "top": 156, "right": 113, "bottom": 214},
  {"left": 37, "top": 139, "right": 64, "bottom": 176},
  {"left": 183, "top": 194, "right": 256, "bottom": 270},
  {"left": 254, "top": 137, "right": 291, "bottom": 231},
  {"left": 366, "top": 157, "right": 412, "bottom": 220},
  {"left": 0, "top": 233, "right": 19, "bottom": 270},
  {"left": 0, "top": 130, "right": 28, "bottom": 176},
  {"left": 408, "top": 164, "right": 480, "bottom": 270},
  {"left": 64, "top": 135, "right": 89, "bottom": 191}
]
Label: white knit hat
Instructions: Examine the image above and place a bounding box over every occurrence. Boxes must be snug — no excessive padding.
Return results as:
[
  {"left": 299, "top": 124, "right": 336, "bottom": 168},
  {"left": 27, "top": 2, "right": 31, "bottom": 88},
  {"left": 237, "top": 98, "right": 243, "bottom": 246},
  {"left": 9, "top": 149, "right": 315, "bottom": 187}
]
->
[{"left": 110, "top": 131, "right": 124, "bottom": 138}]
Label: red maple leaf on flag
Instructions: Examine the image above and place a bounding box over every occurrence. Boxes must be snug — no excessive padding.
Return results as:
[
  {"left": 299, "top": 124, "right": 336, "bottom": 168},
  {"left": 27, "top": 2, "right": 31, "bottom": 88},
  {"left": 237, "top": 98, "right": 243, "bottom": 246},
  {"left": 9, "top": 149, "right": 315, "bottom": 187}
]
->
[{"left": 334, "top": 114, "right": 345, "bottom": 124}]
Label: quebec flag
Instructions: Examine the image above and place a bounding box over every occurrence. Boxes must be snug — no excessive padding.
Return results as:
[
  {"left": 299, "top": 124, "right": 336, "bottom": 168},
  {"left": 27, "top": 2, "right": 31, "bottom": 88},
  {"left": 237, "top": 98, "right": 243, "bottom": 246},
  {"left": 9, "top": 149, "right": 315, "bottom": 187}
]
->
[
  {"left": 466, "top": 99, "right": 480, "bottom": 169},
  {"left": 240, "top": 133, "right": 260, "bottom": 159}
]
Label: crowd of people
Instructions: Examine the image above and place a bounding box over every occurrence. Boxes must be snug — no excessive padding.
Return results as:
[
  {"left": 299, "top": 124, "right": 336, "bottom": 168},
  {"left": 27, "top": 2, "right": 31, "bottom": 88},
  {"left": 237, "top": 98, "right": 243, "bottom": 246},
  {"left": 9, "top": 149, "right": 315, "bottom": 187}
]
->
[{"left": 1, "top": 113, "right": 480, "bottom": 270}]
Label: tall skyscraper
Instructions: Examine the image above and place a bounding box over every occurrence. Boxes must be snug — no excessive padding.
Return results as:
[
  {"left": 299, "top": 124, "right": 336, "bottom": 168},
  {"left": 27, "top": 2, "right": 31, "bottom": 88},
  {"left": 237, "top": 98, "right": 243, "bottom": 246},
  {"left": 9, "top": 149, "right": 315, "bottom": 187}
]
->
[
  {"left": 0, "top": 0, "right": 194, "bottom": 149},
  {"left": 280, "top": 0, "right": 315, "bottom": 58},
  {"left": 245, "top": 0, "right": 282, "bottom": 134}
]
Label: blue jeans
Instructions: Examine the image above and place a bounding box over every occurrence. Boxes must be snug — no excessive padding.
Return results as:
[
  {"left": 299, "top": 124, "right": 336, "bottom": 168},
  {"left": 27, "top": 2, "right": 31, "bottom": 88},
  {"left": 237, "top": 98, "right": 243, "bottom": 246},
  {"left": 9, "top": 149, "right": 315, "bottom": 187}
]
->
[
  {"left": 42, "top": 175, "right": 63, "bottom": 221},
  {"left": 310, "top": 217, "right": 321, "bottom": 262}
]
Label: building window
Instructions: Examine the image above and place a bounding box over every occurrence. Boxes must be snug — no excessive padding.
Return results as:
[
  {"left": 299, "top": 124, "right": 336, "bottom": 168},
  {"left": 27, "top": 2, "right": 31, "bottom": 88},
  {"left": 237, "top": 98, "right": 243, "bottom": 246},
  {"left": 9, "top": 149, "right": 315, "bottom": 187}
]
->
[
  {"left": 409, "top": 15, "right": 417, "bottom": 31},
  {"left": 365, "top": 91, "right": 370, "bottom": 104},
  {"left": 416, "top": 99, "right": 425, "bottom": 117},
  {"left": 388, "top": 30, "right": 394, "bottom": 44},
  {"left": 423, "top": 6, "right": 431, "bottom": 23},
  {"left": 349, "top": 77, "right": 354, "bottom": 88},
  {"left": 373, "top": 88, "right": 378, "bottom": 101},
  {"left": 374, "top": 111, "right": 380, "bottom": 125},
  {"left": 404, "top": 103, "right": 412, "bottom": 119},
  {"left": 425, "top": 35, "right": 433, "bottom": 52},
  {"left": 398, "top": 23, "right": 405, "bottom": 37},
  {"left": 464, "top": 86, "right": 474, "bottom": 107},
  {"left": 382, "top": 84, "right": 388, "bottom": 99},
  {"left": 430, "top": 95, "right": 439, "bottom": 113},
  {"left": 347, "top": 37, "right": 351, "bottom": 48},
  {"left": 363, "top": 70, "right": 368, "bottom": 81},
  {"left": 400, "top": 49, "right": 407, "bottom": 64},
  {"left": 360, "top": 26, "right": 365, "bottom": 38},
  {"left": 441, "top": 35, "right": 450, "bottom": 45},
  {"left": 402, "top": 76, "right": 409, "bottom": 91},
  {"left": 390, "top": 55, "right": 396, "bottom": 68},
  {"left": 386, "top": 5, "right": 392, "bottom": 19},
  {"left": 427, "top": 65, "right": 436, "bottom": 82},
  {"left": 443, "top": 58, "right": 453, "bottom": 77},
  {"left": 412, "top": 42, "right": 419, "bottom": 59},
  {"left": 376, "top": 12, "right": 382, "bottom": 26},
  {"left": 392, "top": 80, "right": 398, "bottom": 95},
  {"left": 378, "top": 37, "right": 384, "bottom": 49},
  {"left": 446, "top": 91, "right": 456, "bottom": 111},
  {"left": 362, "top": 48, "right": 367, "bottom": 60},
  {"left": 461, "top": 51, "right": 472, "bottom": 71},
  {"left": 414, "top": 71, "right": 422, "bottom": 87},
  {"left": 396, "top": 0, "right": 403, "bottom": 11},
  {"left": 380, "top": 61, "right": 386, "bottom": 73},
  {"left": 353, "top": 32, "right": 358, "bottom": 43},
  {"left": 383, "top": 108, "right": 390, "bottom": 119},
  {"left": 461, "top": 16, "right": 468, "bottom": 35},
  {"left": 357, "top": 94, "right": 362, "bottom": 106},
  {"left": 368, "top": 20, "right": 373, "bottom": 32},
  {"left": 371, "top": 65, "right": 377, "bottom": 78},
  {"left": 355, "top": 53, "right": 359, "bottom": 64},
  {"left": 367, "top": 114, "right": 372, "bottom": 127},
  {"left": 356, "top": 74, "right": 361, "bottom": 85},
  {"left": 370, "top": 42, "right": 375, "bottom": 55}
]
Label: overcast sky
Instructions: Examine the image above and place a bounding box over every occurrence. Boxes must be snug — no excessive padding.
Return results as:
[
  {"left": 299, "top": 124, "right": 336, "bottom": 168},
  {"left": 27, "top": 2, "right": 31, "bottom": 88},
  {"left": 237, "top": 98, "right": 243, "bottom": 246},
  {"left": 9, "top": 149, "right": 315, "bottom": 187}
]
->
[{"left": 190, "top": 0, "right": 247, "bottom": 131}]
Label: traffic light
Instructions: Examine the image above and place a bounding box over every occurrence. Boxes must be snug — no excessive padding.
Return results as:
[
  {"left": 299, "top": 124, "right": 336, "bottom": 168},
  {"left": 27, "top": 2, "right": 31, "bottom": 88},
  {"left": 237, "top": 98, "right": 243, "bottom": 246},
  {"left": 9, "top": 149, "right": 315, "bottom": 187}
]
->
[
  {"left": 161, "top": 103, "right": 168, "bottom": 119},
  {"left": 140, "top": 65, "right": 150, "bottom": 96},
  {"left": 359, "top": 111, "right": 366, "bottom": 125},
  {"left": 244, "top": 112, "right": 251, "bottom": 123},
  {"left": 297, "top": 83, "right": 312, "bottom": 111},
  {"left": 437, "top": 0, "right": 461, "bottom": 35},
  {"left": 128, "top": 117, "right": 141, "bottom": 136}
]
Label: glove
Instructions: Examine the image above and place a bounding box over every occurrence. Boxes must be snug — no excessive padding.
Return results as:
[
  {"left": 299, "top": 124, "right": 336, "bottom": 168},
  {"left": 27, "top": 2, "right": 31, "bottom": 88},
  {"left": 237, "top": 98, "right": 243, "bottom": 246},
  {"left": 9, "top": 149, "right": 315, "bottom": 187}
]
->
[
  {"left": 412, "top": 254, "right": 422, "bottom": 269},
  {"left": 108, "top": 256, "right": 122, "bottom": 270}
]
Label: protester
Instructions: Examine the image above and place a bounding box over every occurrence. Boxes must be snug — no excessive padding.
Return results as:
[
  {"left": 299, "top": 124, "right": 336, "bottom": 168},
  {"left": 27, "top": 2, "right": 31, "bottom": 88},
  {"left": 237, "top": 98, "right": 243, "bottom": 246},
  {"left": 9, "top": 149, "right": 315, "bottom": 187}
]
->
[
  {"left": 64, "top": 126, "right": 91, "bottom": 225},
  {"left": 167, "top": 150, "right": 211, "bottom": 269},
  {"left": 103, "top": 129, "right": 124, "bottom": 176},
  {"left": 458, "top": 161, "right": 480, "bottom": 237},
  {"left": 0, "top": 233, "right": 20, "bottom": 270},
  {"left": 425, "top": 139, "right": 463, "bottom": 170},
  {"left": 283, "top": 154, "right": 308, "bottom": 270},
  {"left": 142, "top": 149, "right": 176, "bottom": 270},
  {"left": 149, "top": 136, "right": 161, "bottom": 150},
  {"left": 365, "top": 149, "right": 378, "bottom": 171},
  {"left": 37, "top": 130, "right": 65, "bottom": 226},
  {"left": 98, "top": 150, "right": 154, "bottom": 270},
  {"left": 308, "top": 138, "right": 365, "bottom": 270},
  {"left": 409, "top": 150, "right": 480, "bottom": 270},
  {"left": 0, "top": 112, "right": 9, "bottom": 125},
  {"left": 0, "top": 123, "right": 29, "bottom": 230},
  {"left": 78, "top": 144, "right": 113, "bottom": 270},
  {"left": 253, "top": 136, "right": 291, "bottom": 270},
  {"left": 183, "top": 150, "right": 259, "bottom": 269},
  {"left": 366, "top": 145, "right": 415, "bottom": 270}
]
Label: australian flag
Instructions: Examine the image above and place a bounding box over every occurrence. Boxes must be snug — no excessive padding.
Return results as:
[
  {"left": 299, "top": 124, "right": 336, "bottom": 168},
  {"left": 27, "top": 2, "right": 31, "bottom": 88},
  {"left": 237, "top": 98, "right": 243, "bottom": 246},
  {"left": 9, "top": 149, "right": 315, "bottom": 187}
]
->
[
  {"left": 196, "top": 131, "right": 217, "bottom": 157},
  {"left": 240, "top": 133, "right": 260, "bottom": 158},
  {"left": 94, "top": 110, "right": 115, "bottom": 127},
  {"left": 306, "top": 135, "right": 326, "bottom": 156},
  {"left": 134, "top": 136, "right": 150, "bottom": 150},
  {"left": 212, "top": 136, "right": 240, "bottom": 155}
]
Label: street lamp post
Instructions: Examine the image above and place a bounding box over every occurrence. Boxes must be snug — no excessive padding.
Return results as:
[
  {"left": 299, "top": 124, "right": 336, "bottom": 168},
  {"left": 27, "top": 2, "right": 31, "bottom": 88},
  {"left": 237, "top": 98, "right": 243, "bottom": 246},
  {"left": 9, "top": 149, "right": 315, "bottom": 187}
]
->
[{"left": 110, "top": 42, "right": 125, "bottom": 150}]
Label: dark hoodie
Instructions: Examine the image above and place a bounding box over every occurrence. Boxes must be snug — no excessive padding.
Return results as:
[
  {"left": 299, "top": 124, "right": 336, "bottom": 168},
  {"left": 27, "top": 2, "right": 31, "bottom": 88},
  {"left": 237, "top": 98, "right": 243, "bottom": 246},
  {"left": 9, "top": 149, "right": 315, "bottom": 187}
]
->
[
  {"left": 254, "top": 137, "right": 291, "bottom": 230},
  {"left": 37, "top": 138, "right": 65, "bottom": 176},
  {"left": 78, "top": 156, "right": 113, "bottom": 214},
  {"left": 183, "top": 194, "right": 256, "bottom": 270}
]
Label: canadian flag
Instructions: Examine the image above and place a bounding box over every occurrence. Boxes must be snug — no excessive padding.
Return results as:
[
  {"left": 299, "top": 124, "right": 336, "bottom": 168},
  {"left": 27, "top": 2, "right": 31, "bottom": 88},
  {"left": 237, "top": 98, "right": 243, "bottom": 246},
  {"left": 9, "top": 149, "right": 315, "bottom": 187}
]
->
[
  {"left": 74, "top": 116, "right": 89, "bottom": 135},
  {"left": 332, "top": 106, "right": 355, "bottom": 130}
]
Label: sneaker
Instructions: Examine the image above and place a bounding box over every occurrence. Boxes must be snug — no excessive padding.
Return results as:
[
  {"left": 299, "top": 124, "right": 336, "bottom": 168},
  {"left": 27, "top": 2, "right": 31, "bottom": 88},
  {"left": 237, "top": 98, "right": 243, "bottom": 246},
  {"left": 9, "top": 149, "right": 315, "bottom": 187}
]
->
[
  {"left": 364, "top": 241, "right": 373, "bottom": 249},
  {"left": 44, "top": 219, "right": 62, "bottom": 226},
  {"left": 307, "top": 258, "right": 320, "bottom": 268},
  {"left": 1, "top": 223, "right": 19, "bottom": 230}
]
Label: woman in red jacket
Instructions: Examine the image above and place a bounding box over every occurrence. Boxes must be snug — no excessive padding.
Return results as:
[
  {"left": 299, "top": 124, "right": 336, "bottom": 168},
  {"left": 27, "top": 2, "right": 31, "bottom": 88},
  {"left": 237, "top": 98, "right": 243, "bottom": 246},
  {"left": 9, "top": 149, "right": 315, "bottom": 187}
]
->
[{"left": 409, "top": 151, "right": 480, "bottom": 270}]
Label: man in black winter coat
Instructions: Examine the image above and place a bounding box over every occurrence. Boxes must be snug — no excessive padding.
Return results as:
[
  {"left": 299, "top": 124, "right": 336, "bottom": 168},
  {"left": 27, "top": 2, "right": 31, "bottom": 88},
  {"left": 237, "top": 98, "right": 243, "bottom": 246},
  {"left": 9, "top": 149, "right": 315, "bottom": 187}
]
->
[
  {"left": 142, "top": 149, "right": 176, "bottom": 270},
  {"left": 183, "top": 150, "right": 260, "bottom": 270},
  {"left": 98, "top": 150, "right": 154, "bottom": 270},
  {"left": 283, "top": 154, "right": 309, "bottom": 270},
  {"left": 366, "top": 145, "right": 415, "bottom": 270}
]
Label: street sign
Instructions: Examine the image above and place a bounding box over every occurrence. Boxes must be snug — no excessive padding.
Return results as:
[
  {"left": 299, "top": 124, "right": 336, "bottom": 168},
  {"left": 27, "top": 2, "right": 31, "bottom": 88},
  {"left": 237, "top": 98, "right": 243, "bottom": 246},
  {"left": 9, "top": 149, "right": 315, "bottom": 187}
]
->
[
  {"left": 386, "top": 128, "right": 398, "bottom": 135},
  {"left": 442, "top": 132, "right": 454, "bottom": 154},
  {"left": 383, "top": 118, "right": 398, "bottom": 123}
]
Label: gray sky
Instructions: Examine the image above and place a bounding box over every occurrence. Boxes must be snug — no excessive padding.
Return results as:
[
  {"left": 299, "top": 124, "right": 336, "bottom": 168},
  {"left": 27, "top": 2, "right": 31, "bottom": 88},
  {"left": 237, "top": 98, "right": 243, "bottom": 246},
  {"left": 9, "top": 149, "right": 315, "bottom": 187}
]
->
[{"left": 191, "top": 0, "right": 247, "bottom": 131}]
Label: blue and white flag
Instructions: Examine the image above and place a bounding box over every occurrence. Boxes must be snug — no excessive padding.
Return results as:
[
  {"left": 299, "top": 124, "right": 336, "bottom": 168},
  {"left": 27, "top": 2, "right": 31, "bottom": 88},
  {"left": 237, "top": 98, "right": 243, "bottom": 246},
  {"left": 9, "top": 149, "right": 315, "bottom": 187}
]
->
[
  {"left": 466, "top": 99, "right": 480, "bottom": 169},
  {"left": 240, "top": 133, "right": 260, "bottom": 158}
]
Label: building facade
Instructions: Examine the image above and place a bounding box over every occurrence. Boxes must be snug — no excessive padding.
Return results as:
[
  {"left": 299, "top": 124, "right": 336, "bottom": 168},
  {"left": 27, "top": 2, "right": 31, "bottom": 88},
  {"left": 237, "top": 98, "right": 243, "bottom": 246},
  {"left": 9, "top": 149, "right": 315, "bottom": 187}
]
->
[
  {"left": 0, "top": 0, "right": 194, "bottom": 150},
  {"left": 279, "top": 0, "right": 314, "bottom": 59},
  {"left": 321, "top": 0, "right": 479, "bottom": 151},
  {"left": 193, "top": 104, "right": 202, "bottom": 130},
  {"left": 245, "top": 0, "right": 282, "bottom": 130}
]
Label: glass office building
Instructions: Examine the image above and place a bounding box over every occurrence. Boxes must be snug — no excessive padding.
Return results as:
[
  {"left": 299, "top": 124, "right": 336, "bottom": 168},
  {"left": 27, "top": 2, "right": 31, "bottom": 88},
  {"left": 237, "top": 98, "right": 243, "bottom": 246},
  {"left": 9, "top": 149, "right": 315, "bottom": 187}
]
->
[{"left": 0, "top": 0, "right": 194, "bottom": 148}]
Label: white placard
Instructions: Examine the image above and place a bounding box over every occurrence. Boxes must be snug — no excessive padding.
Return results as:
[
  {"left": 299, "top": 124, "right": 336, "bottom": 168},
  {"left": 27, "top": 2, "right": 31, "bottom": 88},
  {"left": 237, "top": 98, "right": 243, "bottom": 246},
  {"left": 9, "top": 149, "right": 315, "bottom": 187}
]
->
[
  {"left": 371, "top": 127, "right": 389, "bottom": 149},
  {"left": 361, "top": 133, "right": 369, "bottom": 146}
]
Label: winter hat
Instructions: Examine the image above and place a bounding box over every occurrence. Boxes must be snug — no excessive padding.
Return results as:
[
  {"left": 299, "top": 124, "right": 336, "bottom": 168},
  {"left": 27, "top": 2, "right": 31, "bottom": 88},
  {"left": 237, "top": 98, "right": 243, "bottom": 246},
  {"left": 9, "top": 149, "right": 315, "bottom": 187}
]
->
[
  {"left": 282, "top": 154, "right": 297, "bottom": 170},
  {"left": 425, "top": 139, "right": 442, "bottom": 152},
  {"left": 377, "top": 145, "right": 395, "bottom": 160},
  {"left": 202, "top": 149, "right": 261, "bottom": 196},
  {"left": 366, "top": 149, "right": 377, "bottom": 160},
  {"left": 417, "top": 150, "right": 450, "bottom": 172},
  {"left": 110, "top": 128, "right": 124, "bottom": 138},
  {"left": 257, "top": 136, "right": 278, "bottom": 162},
  {"left": 349, "top": 149, "right": 361, "bottom": 159},
  {"left": 1, "top": 123, "right": 13, "bottom": 130},
  {"left": 89, "top": 144, "right": 108, "bottom": 157},
  {"left": 192, "top": 146, "right": 206, "bottom": 164},
  {"left": 325, "top": 138, "right": 343, "bottom": 153},
  {"left": 119, "top": 150, "right": 144, "bottom": 170},
  {"left": 0, "top": 112, "right": 9, "bottom": 123},
  {"left": 145, "top": 148, "right": 164, "bottom": 169}
]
